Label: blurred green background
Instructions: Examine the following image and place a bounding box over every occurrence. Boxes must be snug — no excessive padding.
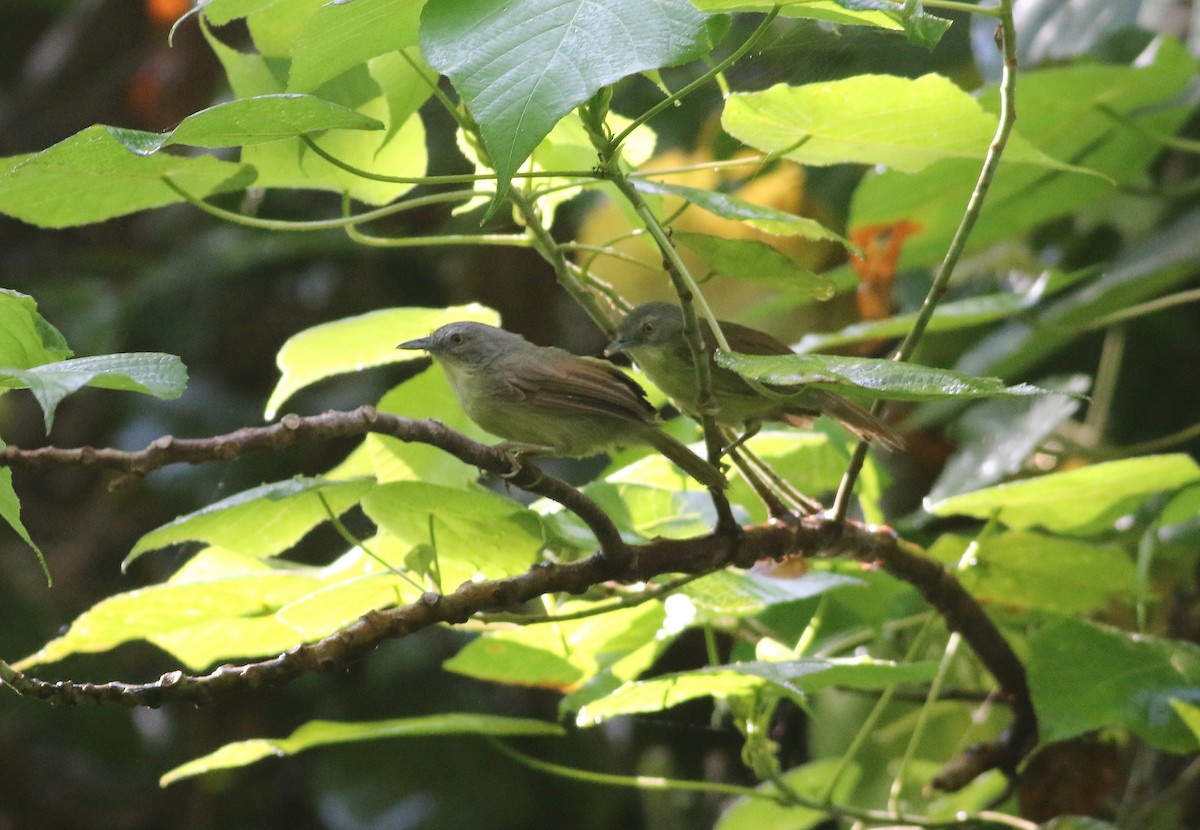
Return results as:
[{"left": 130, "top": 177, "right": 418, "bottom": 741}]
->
[{"left": 2, "top": 1, "right": 1198, "bottom": 827}]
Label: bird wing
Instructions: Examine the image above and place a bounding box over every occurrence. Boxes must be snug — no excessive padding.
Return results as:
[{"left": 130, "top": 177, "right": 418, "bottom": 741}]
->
[
  {"left": 708, "top": 319, "right": 794, "bottom": 356},
  {"left": 499, "top": 350, "right": 656, "bottom": 424}
]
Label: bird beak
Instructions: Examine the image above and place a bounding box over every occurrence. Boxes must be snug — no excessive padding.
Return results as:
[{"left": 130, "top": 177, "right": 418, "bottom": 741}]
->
[
  {"left": 603, "top": 337, "right": 627, "bottom": 358},
  {"left": 397, "top": 336, "right": 432, "bottom": 351}
]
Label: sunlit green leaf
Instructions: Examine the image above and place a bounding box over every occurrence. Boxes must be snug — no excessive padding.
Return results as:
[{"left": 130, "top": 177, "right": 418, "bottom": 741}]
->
[
  {"left": 0, "top": 126, "right": 254, "bottom": 228},
  {"left": 852, "top": 39, "right": 1197, "bottom": 269},
  {"left": 577, "top": 658, "right": 937, "bottom": 723},
  {"left": 106, "top": 96, "right": 382, "bottom": 154},
  {"left": 18, "top": 549, "right": 321, "bottom": 670},
  {"left": 695, "top": 0, "right": 901, "bottom": 28},
  {"left": 125, "top": 477, "right": 377, "bottom": 567},
  {"left": 0, "top": 289, "right": 71, "bottom": 369},
  {"left": 265, "top": 304, "right": 498, "bottom": 419},
  {"left": 681, "top": 569, "right": 863, "bottom": 621},
  {"left": 927, "top": 454, "right": 1200, "bottom": 534},
  {"left": 445, "top": 601, "right": 667, "bottom": 693},
  {"left": 161, "top": 714, "right": 563, "bottom": 786},
  {"left": 362, "top": 482, "right": 544, "bottom": 579},
  {"left": 287, "top": 0, "right": 425, "bottom": 92},
  {"left": 723, "top": 74, "right": 1094, "bottom": 175}
]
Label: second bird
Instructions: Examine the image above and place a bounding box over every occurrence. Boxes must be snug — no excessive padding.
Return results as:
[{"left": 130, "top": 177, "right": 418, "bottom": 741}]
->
[
  {"left": 398, "top": 321, "right": 727, "bottom": 490},
  {"left": 606, "top": 302, "right": 903, "bottom": 449}
]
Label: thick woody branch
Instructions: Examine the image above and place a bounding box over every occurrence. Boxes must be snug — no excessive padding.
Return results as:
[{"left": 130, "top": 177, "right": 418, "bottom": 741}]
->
[
  {"left": 0, "top": 408, "right": 1036, "bottom": 786},
  {"left": 0, "top": 406, "right": 626, "bottom": 561}
]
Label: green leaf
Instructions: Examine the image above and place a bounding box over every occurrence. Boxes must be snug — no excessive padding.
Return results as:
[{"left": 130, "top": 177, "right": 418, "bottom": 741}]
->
[
  {"left": 581, "top": 430, "right": 875, "bottom": 531},
  {"left": 0, "top": 125, "right": 254, "bottom": 228},
  {"left": 0, "top": 353, "right": 188, "bottom": 432},
  {"left": 576, "top": 658, "right": 937, "bottom": 723},
  {"left": 723, "top": 74, "right": 1094, "bottom": 175},
  {"left": 926, "top": 454, "right": 1200, "bottom": 534},
  {"left": 518, "top": 110, "right": 658, "bottom": 227},
  {"left": 0, "top": 289, "right": 72, "bottom": 368},
  {"left": 956, "top": 208, "right": 1200, "bottom": 384},
  {"left": 18, "top": 551, "right": 326, "bottom": 671},
  {"left": 444, "top": 602, "right": 667, "bottom": 692},
  {"left": 420, "top": 0, "right": 719, "bottom": 199},
  {"left": 245, "top": 0, "right": 328, "bottom": 56},
  {"left": 794, "top": 292, "right": 1032, "bottom": 353},
  {"left": 1029, "top": 618, "right": 1200, "bottom": 753},
  {"left": 288, "top": 0, "right": 424, "bottom": 92},
  {"left": 632, "top": 179, "right": 848, "bottom": 242},
  {"left": 362, "top": 482, "right": 545, "bottom": 579},
  {"left": 696, "top": 1, "right": 951, "bottom": 48},
  {"left": 0, "top": 448, "right": 49, "bottom": 584},
  {"left": 365, "top": 366, "right": 495, "bottom": 488},
  {"left": 925, "top": 374, "right": 1089, "bottom": 504},
  {"left": 851, "top": 40, "right": 1197, "bottom": 269},
  {"left": 1171, "top": 699, "right": 1200, "bottom": 742},
  {"left": 674, "top": 231, "right": 835, "bottom": 298},
  {"left": 124, "top": 477, "right": 377, "bottom": 568},
  {"left": 715, "top": 350, "right": 1051, "bottom": 401},
  {"left": 201, "top": 29, "right": 429, "bottom": 206},
  {"left": 265, "top": 304, "right": 499, "bottom": 419},
  {"left": 694, "top": 0, "right": 900, "bottom": 28},
  {"left": 717, "top": 758, "right": 858, "bottom": 830},
  {"left": 201, "top": 0, "right": 282, "bottom": 25},
  {"left": 106, "top": 95, "right": 382, "bottom": 154},
  {"left": 161, "top": 714, "right": 564, "bottom": 786},
  {"left": 929, "top": 530, "right": 1137, "bottom": 615},
  {"left": 680, "top": 569, "right": 863, "bottom": 622}
]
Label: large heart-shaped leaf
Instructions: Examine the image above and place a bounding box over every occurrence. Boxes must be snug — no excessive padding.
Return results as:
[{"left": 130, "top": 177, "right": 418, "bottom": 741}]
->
[{"left": 421, "top": 0, "right": 720, "bottom": 200}]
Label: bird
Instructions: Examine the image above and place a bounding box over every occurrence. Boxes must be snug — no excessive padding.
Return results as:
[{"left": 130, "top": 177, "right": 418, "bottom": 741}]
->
[
  {"left": 397, "top": 321, "right": 727, "bottom": 490},
  {"left": 605, "top": 302, "right": 903, "bottom": 449}
]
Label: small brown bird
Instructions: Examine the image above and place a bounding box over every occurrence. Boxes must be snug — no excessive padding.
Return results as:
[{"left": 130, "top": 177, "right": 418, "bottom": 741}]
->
[
  {"left": 606, "top": 302, "right": 902, "bottom": 449},
  {"left": 398, "top": 321, "right": 727, "bottom": 489}
]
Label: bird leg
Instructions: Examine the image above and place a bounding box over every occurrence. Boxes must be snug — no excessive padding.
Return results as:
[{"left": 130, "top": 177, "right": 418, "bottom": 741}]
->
[
  {"left": 494, "top": 441, "right": 558, "bottom": 479},
  {"left": 725, "top": 432, "right": 824, "bottom": 515}
]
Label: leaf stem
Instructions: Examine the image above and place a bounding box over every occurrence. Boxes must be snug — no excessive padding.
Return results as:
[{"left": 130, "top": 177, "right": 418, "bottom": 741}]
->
[
  {"left": 487, "top": 737, "right": 1034, "bottom": 828},
  {"left": 831, "top": 0, "right": 1018, "bottom": 523},
  {"left": 888, "top": 632, "right": 962, "bottom": 813},
  {"left": 600, "top": 162, "right": 736, "bottom": 513},
  {"left": 506, "top": 187, "right": 618, "bottom": 332},
  {"left": 299, "top": 135, "right": 599, "bottom": 185},
  {"left": 162, "top": 178, "right": 482, "bottom": 231}
]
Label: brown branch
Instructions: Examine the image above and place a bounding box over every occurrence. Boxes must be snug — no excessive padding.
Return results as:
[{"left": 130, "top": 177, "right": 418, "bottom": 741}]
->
[
  {"left": 0, "top": 407, "right": 1036, "bottom": 785},
  {"left": 0, "top": 406, "right": 627, "bottom": 563}
]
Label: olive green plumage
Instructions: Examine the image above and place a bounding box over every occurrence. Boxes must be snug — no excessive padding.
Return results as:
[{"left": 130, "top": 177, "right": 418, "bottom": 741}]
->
[
  {"left": 398, "top": 321, "right": 727, "bottom": 490},
  {"left": 607, "top": 302, "right": 902, "bottom": 449}
]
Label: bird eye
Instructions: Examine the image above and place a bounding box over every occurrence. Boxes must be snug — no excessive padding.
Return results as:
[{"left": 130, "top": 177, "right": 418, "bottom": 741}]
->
[
  {"left": 641, "top": 322, "right": 654, "bottom": 335},
  {"left": 450, "top": 333, "right": 464, "bottom": 346}
]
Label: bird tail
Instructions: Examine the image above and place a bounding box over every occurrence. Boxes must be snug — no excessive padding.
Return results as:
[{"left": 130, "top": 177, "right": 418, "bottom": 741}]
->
[
  {"left": 789, "top": 390, "right": 905, "bottom": 450},
  {"left": 644, "top": 429, "right": 728, "bottom": 490}
]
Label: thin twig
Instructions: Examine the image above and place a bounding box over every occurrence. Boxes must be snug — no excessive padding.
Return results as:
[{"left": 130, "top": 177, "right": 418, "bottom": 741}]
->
[{"left": 831, "top": 2, "right": 1020, "bottom": 523}]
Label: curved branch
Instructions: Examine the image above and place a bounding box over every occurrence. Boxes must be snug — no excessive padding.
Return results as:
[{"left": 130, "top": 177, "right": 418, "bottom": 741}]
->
[{"left": 0, "top": 408, "right": 1036, "bottom": 786}]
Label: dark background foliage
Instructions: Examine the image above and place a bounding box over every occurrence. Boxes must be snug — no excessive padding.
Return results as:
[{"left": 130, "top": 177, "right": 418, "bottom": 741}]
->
[{"left": 2, "top": 1, "right": 1199, "bottom": 828}]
